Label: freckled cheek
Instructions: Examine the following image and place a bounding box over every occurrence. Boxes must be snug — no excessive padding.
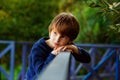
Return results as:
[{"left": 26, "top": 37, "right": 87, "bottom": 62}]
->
[
  {"left": 51, "top": 37, "right": 55, "bottom": 42},
  {"left": 50, "top": 34, "right": 55, "bottom": 40},
  {"left": 60, "top": 41, "right": 68, "bottom": 46}
]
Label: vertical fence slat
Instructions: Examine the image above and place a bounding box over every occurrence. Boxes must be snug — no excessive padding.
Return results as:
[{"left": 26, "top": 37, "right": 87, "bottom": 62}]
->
[
  {"left": 10, "top": 42, "right": 15, "bottom": 80},
  {"left": 116, "top": 49, "right": 120, "bottom": 80},
  {"left": 22, "top": 43, "right": 27, "bottom": 80}
]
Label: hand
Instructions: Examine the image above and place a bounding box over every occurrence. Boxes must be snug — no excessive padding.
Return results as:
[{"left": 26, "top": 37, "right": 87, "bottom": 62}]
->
[
  {"left": 62, "top": 45, "right": 79, "bottom": 54},
  {"left": 51, "top": 46, "right": 65, "bottom": 55},
  {"left": 51, "top": 45, "right": 79, "bottom": 55}
]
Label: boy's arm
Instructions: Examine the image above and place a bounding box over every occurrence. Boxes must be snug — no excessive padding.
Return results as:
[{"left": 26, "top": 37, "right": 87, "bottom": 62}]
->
[
  {"left": 30, "top": 45, "right": 55, "bottom": 74},
  {"left": 72, "top": 46, "right": 91, "bottom": 63}
]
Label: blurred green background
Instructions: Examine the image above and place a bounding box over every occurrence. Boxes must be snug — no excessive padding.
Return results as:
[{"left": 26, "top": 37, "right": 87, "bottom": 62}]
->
[
  {"left": 0, "top": 0, "right": 120, "bottom": 44},
  {"left": 0, "top": 0, "right": 120, "bottom": 80}
]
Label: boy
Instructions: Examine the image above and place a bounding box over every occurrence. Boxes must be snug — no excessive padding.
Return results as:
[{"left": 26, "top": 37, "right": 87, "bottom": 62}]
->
[{"left": 25, "top": 12, "right": 91, "bottom": 80}]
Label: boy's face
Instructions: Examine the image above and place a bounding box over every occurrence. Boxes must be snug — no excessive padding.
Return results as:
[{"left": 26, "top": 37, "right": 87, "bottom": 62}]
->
[{"left": 49, "top": 28, "right": 71, "bottom": 48}]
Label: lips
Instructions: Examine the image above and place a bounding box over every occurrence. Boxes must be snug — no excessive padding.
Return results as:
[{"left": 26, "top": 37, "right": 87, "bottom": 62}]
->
[{"left": 54, "top": 43, "right": 59, "bottom": 46}]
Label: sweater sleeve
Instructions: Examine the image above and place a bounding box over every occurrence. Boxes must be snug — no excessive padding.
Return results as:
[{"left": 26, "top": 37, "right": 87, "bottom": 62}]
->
[
  {"left": 30, "top": 44, "right": 55, "bottom": 75},
  {"left": 42, "top": 53, "right": 56, "bottom": 68},
  {"left": 72, "top": 47, "right": 91, "bottom": 63}
]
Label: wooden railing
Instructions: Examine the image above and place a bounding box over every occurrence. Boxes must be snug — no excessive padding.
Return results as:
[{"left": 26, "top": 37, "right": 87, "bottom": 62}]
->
[
  {"left": 71, "top": 44, "right": 120, "bottom": 80},
  {"left": 0, "top": 41, "right": 15, "bottom": 80},
  {"left": 36, "top": 52, "right": 71, "bottom": 80},
  {"left": 0, "top": 41, "right": 120, "bottom": 80}
]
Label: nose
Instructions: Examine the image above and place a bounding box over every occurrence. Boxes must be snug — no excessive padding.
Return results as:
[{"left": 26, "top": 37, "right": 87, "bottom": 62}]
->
[{"left": 55, "top": 36, "right": 60, "bottom": 42}]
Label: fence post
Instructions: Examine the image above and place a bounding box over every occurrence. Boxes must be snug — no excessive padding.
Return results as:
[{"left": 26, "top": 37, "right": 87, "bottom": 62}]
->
[
  {"left": 22, "top": 43, "right": 28, "bottom": 80},
  {"left": 116, "top": 49, "right": 120, "bottom": 80},
  {"left": 10, "top": 41, "right": 15, "bottom": 80}
]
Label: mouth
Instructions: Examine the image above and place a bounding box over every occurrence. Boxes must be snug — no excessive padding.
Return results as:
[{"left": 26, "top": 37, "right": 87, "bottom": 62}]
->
[{"left": 54, "top": 43, "right": 59, "bottom": 46}]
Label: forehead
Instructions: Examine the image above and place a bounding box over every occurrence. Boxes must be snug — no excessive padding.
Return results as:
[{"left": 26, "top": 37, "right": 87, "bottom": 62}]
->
[
  {"left": 52, "top": 28, "right": 62, "bottom": 34},
  {"left": 52, "top": 28, "right": 69, "bottom": 36},
  {"left": 53, "top": 24, "right": 68, "bottom": 34}
]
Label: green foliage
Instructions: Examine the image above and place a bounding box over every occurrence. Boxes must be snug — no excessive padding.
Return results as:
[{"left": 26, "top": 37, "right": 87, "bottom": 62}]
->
[
  {"left": 0, "top": 0, "right": 59, "bottom": 41},
  {"left": 85, "top": 0, "right": 120, "bottom": 44},
  {"left": 0, "top": 0, "right": 119, "bottom": 43},
  {"left": 14, "top": 65, "right": 22, "bottom": 80}
]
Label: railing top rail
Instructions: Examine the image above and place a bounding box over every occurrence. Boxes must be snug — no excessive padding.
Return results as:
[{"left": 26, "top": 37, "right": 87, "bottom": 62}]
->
[
  {"left": 75, "top": 44, "right": 120, "bottom": 48},
  {"left": 15, "top": 41, "right": 33, "bottom": 44},
  {"left": 0, "top": 40, "right": 14, "bottom": 44},
  {"left": 0, "top": 40, "right": 33, "bottom": 44},
  {"left": 1, "top": 40, "right": 120, "bottom": 48}
]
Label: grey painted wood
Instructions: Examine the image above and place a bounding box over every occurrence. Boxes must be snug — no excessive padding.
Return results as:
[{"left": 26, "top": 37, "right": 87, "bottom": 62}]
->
[{"left": 36, "top": 51, "right": 71, "bottom": 80}]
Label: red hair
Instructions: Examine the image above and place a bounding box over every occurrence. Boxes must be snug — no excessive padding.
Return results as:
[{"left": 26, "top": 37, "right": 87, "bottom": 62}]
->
[{"left": 49, "top": 12, "right": 80, "bottom": 41}]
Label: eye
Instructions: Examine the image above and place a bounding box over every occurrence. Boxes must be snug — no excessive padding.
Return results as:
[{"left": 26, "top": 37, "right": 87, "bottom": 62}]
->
[
  {"left": 61, "top": 35, "right": 65, "bottom": 38},
  {"left": 61, "top": 35, "right": 66, "bottom": 38},
  {"left": 53, "top": 31, "right": 57, "bottom": 35}
]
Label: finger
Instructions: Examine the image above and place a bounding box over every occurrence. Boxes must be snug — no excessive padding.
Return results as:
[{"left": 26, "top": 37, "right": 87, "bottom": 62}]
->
[
  {"left": 54, "top": 47, "right": 63, "bottom": 54},
  {"left": 66, "top": 49, "right": 73, "bottom": 53},
  {"left": 58, "top": 46, "right": 65, "bottom": 51},
  {"left": 62, "top": 46, "right": 67, "bottom": 51},
  {"left": 54, "top": 47, "right": 57, "bottom": 50}
]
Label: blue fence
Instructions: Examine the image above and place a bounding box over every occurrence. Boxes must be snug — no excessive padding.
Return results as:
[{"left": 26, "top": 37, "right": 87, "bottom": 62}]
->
[
  {"left": 0, "top": 41, "right": 15, "bottom": 80},
  {"left": 0, "top": 41, "right": 32, "bottom": 80},
  {"left": 71, "top": 44, "right": 120, "bottom": 80},
  {"left": 0, "top": 41, "right": 120, "bottom": 80}
]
